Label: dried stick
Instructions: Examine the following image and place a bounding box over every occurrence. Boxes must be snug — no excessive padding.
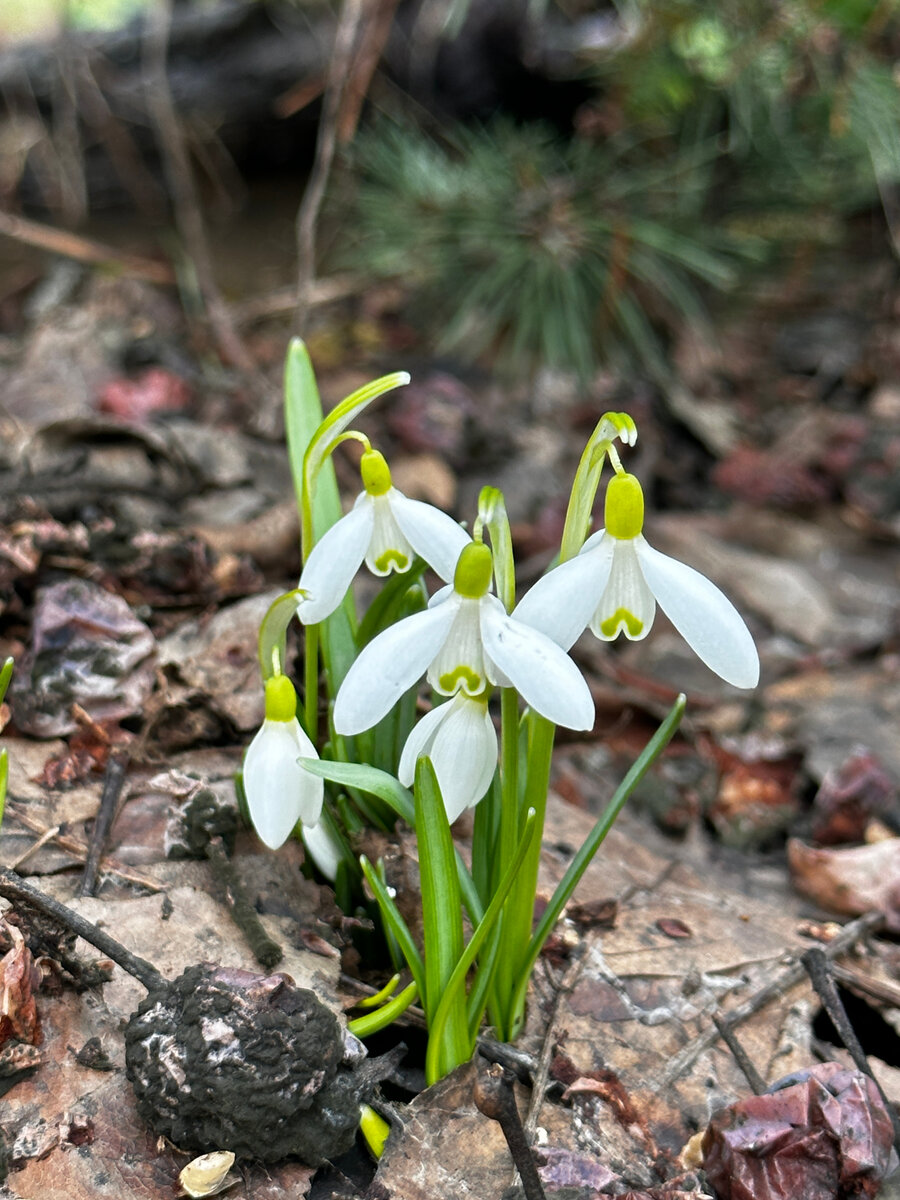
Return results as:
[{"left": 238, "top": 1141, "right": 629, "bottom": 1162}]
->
[
  {"left": 142, "top": 0, "right": 254, "bottom": 371},
  {"left": 662, "top": 910, "right": 884, "bottom": 1086},
  {"left": 0, "top": 867, "right": 164, "bottom": 993},
  {"left": 474, "top": 1060, "right": 547, "bottom": 1200},
  {"left": 0, "top": 209, "right": 174, "bottom": 284},
  {"left": 78, "top": 751, "right": 129, "bottom": 897},
  {"left": 337, "top": 0, "right": 401, "bottom": 144},
  {"left": 4, "top": 800, "right": 163, "bottom": 893},
  {"left": 294, "top": 0, "right": 366, "bottom": 333}
]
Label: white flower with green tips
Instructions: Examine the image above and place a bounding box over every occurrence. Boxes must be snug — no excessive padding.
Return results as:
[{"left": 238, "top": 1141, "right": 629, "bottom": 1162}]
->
[
  {"left": 296, "top": 448, "right": 470, "bottom": 624},
  {"left": 243, "top": 674, "right": 324, "bottom": 849},
  {"left": 514, "top": 473, "right": 759, "bottom": 689},
  {"left": 399, "top": 690, "right": 497, "bottom": 822},
  {"left": 333, "top": 542, "right": 595, "bottom": 735}
]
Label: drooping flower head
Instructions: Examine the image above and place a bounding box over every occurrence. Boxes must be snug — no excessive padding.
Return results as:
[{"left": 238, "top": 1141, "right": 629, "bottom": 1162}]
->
[
  {"left": 398, "top": 689, "right": 498, "bottom": 823},
  {"left": 243, "top": 674, "right": 324, "bottom": 849},
  {"left": 333, "top": 540, "right": 596, "bottom": 736},
  {"left": 296, "top": 447, "right": 470, "bottom": 625},
  {"left": 514, "top": 473, "right": 759, "bottom": 689}
]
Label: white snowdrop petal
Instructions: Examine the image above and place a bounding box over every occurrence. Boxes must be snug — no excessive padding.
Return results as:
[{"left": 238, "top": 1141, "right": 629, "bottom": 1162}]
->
[
  {"left": 480, "top": 597, "right": 595, "bottom": 731},
  {"left": 365, "top": 494, "right": 414, "bottom": 576},
  {"left": 290, "top": 719, "right": 326, "bottom": 827},
  {"left": 428, "top": 583, "right": 455, "bottom": 609},
  {"left": 427, "top": 599, "right": 486, "bottom": 696},
  {"left": 634, "top": 536, "right": 760, "bottom": 688},
  {"left": 430, "top": 697, "right": 497, "bottom": 822},
  {"left": 333, "top": 598, "right": 460, "bottom": 734},
  {"left": 244, "top": 721, "right": 322, "bottom": 849},
  {"left": 590, "top": 540, "right": 655, "bottom": 642},
  {"left": 301, "top": 820, "right": 341, "bottom": 882},
  {"left": 389, "top": 491, "right": 471, "bottom": 582},
  {"left": 296, "top": 499, "right": 374, "bottom": 624},
  {"left": 398, "top": 701, "right": 446, "bottom": 786},
  {"left": 513, "top": 535, "right": 615, "bottom": 650}
]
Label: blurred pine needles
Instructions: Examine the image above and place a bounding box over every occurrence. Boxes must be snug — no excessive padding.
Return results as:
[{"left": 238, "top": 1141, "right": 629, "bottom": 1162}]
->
[{"left": 337, "top": 0, "right": 900, "bottom": 379}]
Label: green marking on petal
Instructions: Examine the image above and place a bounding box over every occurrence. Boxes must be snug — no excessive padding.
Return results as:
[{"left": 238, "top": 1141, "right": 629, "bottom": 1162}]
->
[
  {"left": 438, "top": 665, "right": 483, "bottom": 694},
  {"left": 264, "top": 673, "right": 298, "bottom": 722},
  {"left": 374, "top": 548, "right": 410, "bottom": 573},
  {"left": 599, "top": 608, "right": 644, "bottom": 638}
]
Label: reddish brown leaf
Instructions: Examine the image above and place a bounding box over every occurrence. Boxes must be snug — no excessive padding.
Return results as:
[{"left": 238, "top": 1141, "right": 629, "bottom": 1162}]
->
[
  {"left": 788, "top": 837, "right": 900, "bottom": 930},
  {"left": 0, "top": 920, "right": 43, "bottom": 1048},
  {"left": 702, "top": 1063, "right": 893, "bottom": 1200},
  {"left": 656, "top": 918, "right": 692, "bottom": 939}
]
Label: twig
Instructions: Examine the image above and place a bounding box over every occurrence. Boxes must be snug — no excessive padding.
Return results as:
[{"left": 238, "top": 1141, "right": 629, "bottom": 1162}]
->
[
  {"left": 294, "top": 0, "right": 366, "bottom": 333},
  {"left": 524, "top": 947, "right": 590, "bottom": 1140},
  {"left": 474, "top": 1060, "right": 547, "bottom": 1200},
  {"left": 712, "top": 1013, "right": 766, "bottom": 1095},
  {"left": 204, "top": 836, "right": 283, "bottom": 971},
  {"left": 0, "top": 209, "right": 174, "bottom": 284},
  {"left": 8, "top": 826, "right": 61, "bottom": 872},
  {"left": 78, "top": 751, "right": 129, "bottom": 897},
  {"left": 802, "top": 947, "right": 900, "bottom": 1154},
  {"left": 142, "top": 0, "right": 255, "bottom": 371},
  {"left": 4, "top": 800, "right": 163, "bottom": 892},
  {"left": 0, "top": 867, "right": 164, "bottom": 993},
  {"left": 662, "top": 910, "right": 884, "bottom": 1086},
  {"left": 337, "top": 0, "right": 401, "bottom": 144}
]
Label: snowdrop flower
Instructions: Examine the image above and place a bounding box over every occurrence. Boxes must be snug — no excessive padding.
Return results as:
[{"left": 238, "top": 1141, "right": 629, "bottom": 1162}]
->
[
  {"left": 243, "top": 674, "right": 324, "bottom": 849},
  {"left": 300, "top": 818, "right": 342, "bottom": 882},
  {"left": 333, "top": 542, "right": 595, "bottom": 735},
  {"left": 399, "top": 690, "right": 497, "bottom": 823},
  {"left": 296, "top": 448, "right": 471, "bottom": 624},
  {"left": 514, "top": 473, "right": 759, "bottom": 689}
]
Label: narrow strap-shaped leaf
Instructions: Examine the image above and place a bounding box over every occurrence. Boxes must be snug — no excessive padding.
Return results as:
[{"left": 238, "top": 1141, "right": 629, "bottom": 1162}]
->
[
  {"left": 360, "top": 855, "right": 425, "bottom": 999},
  {"left": 0, "top": 657, "right": 13, "bottom": 707},
  {"left": 508, "top": 694, "right": 685, "bottom": 1038},
  {"left": 425, "top": 808, "right": 537, "bottom": 1084},
  {"left": 300, "top": 757, "right": 485, "bottom": 925},
  {"left": 347, "top": 980, "right": 418, "bottom": 1038},
  {"left": 415, "top": 757, "right": 467, "bottom": 1075},
  {"left": 356, "top": 559, "right": 428, "bottom": 649}
]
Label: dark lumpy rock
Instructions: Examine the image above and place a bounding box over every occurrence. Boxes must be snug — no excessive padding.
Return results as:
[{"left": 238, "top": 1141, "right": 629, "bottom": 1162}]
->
[{"left": 124, "top": 964, "right": 363, "bottom": 1164}]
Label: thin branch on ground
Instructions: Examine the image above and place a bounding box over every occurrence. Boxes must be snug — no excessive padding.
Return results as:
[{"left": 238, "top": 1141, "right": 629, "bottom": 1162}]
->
[
  {"left": 294, "top": 0, "right": 367, "bottom": 333},
  {"left": 142, "top": 0, "right": 255, "bottom": 371},
  {"left": 0, "top": 867, "right": 165, "bottom": 993},
  {"left": 0, "top": 209, "right": 174, "bottom": 284},
  {"left": 662, "top": 909, "right": 885, "bottom": 1085}
]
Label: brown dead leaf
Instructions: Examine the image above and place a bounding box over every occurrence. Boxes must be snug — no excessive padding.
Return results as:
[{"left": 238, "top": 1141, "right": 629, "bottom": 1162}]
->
[
  {"left": 0, "top": 919, "right": 43, "bottom": 1048},
  {"left": 702, "top": 1062, "right": 894, "bottom": 1200},
  {"left": 10, "top": 578, "right": 156, "bottom": 737},
  {"left": 810, "top": 750, "right": 897, "bottom": 846},
  {"left": 788, "top": 837, "right": 900, "bottom": 930}
]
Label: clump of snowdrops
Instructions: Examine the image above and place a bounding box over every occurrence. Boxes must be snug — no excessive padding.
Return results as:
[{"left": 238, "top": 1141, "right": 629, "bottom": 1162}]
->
[{"left": 243, "top": 341, "right": 758, "bottom": 1083}]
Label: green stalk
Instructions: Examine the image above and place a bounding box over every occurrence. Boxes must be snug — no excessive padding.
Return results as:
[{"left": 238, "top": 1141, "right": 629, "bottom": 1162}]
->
[
  {"left": 506, "top": 695, "right": 686, "bottom": 1039},
  {"left": 415, "top": 758, "right": 468, "bottom": 1076}
]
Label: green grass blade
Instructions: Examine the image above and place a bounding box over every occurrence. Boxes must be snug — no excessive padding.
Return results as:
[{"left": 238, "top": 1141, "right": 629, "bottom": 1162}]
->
[
  {"left": 347, "top": 980, "right": 418, "bottom": 1038},
  {"left": 509, "top": 695, "right": 686, "bottom": 1035},
  {"left": 360, "top": 855, "right": 425, "bottom": 998},
  {"left": 415, "top": 757, "right": 467, "bottom": 1078},
  {"left": 425, "top": 807, "right": 537, "bottom": 1082}
]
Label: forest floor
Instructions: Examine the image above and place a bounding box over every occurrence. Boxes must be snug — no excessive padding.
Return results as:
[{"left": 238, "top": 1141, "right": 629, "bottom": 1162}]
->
[{"left": 0, "top": 191, "right": 899, "bottom": 1200}]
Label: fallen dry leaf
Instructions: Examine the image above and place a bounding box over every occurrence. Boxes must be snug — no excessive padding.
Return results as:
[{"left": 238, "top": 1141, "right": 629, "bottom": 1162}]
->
[
  {"left": 0, "top": 919, "right": 43, "bottom": 1048},
  {"left": 788, "top": 837, "right": 900, "bottom": 930},
  {"left": 10, "top": 578, "right": 156, "bottom": 737},
  {"left": 702, "top": 1062, "right": 894, "bottom": 1200}
]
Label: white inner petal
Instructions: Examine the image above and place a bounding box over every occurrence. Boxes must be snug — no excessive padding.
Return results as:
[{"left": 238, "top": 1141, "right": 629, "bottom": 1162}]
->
[
  {"left": 426, "top": 597, "right": 486, "bottom": 696},
  {"left": 429, "top": 695, "right": 498, "bottom": 823},
  {"left": 365, "top": 494, "right": 413, "bottom": 575},
  {"left": 589, "top": 539, "right": 656, "bottom": 641}
]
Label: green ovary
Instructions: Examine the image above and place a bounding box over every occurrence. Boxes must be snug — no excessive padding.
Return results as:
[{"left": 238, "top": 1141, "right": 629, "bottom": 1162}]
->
[
  {"left": 599, "top": 608, "right": 644, "bottom": 638},
  {"left": 438, "top": 665, "right": 483, "bottom": 694}
]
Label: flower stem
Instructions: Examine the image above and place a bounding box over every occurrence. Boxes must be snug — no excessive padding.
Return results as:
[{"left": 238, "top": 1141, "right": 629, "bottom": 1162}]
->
[{"left": 304, "top": 623, "right": 319, "bottom": 743}]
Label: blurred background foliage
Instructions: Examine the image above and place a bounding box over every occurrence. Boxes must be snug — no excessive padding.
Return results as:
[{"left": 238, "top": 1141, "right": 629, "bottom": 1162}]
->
[{"left": 337, "top": 0, "right": 900, "bottom": 379}]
